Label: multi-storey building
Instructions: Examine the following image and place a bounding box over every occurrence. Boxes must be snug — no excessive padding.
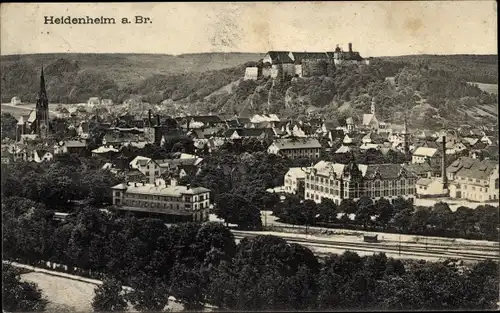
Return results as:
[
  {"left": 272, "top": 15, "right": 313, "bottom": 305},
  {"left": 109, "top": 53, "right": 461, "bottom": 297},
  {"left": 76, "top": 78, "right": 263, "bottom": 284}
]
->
[
  {"left": 268, "top": 138, "right": 322, "bottom": 159},
  {"left": 304, "top": 160, "right": 418, "bottom": 205},
  {"left": 446, "top": 157, "right": 499, "bottom": 202},
  {"left": 283, "top": 167, "right": 307, "bottom": 194},
  {"left": 111, "top": 179, "right": 210, "bottom": 222}
]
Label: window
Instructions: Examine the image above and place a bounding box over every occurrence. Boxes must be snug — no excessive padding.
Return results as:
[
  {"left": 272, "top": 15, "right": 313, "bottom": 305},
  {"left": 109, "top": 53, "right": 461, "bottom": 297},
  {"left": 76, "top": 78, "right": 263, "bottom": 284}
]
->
[
  {"left": 320, "top": 186, "right": 324, "bottom": 192},
  {"left": 306, "top": 183, "right": 310, "bottom": 188},
  {"left": 495, "top": 179, "right": 499, "bottom": 189}
]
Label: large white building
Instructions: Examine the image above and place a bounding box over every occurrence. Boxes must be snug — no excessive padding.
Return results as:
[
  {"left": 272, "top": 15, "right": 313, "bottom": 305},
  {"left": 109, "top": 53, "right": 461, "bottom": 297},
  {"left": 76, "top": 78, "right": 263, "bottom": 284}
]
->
[
  {"left": 304, "top": 160, "right": 418, "bottom": 205},
  {"left": 111, "top": 179, "right": 210, "bottom": 222},
  {"left": 283, "top": 167, "right": 307, "bottom": 194},
  {"left": 446, "top": 157, "right": 499, "bottom": 202}
]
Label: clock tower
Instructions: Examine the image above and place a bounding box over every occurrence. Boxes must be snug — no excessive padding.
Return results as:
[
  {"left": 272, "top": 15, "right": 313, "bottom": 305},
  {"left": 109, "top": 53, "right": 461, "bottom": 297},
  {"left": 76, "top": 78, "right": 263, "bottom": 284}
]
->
[{"left": 36, "top": 67, "right": 50, "bottom": 139}]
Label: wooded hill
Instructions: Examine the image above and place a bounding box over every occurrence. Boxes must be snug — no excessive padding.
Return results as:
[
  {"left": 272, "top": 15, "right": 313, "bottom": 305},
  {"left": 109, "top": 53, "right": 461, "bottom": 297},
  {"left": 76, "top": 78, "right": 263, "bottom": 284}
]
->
[{"left": 1, "top": 53, "right": 497, "bottom": 130}]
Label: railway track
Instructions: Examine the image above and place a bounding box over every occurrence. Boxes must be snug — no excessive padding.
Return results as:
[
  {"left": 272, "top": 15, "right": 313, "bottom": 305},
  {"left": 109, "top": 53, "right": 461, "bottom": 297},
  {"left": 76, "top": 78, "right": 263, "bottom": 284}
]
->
[{"left": 233, "top": 231, "right": 500, "bottom": 262}]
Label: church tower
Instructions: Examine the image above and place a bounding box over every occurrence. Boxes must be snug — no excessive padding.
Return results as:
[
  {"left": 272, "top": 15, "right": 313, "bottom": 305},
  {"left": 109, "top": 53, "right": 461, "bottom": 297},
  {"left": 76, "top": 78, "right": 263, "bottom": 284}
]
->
[
  {"left": 35, "top": 67, "right": 50, "bottom": 139},
  {"left": 370, "top": 97, "right": 376, "bottom": 115}
]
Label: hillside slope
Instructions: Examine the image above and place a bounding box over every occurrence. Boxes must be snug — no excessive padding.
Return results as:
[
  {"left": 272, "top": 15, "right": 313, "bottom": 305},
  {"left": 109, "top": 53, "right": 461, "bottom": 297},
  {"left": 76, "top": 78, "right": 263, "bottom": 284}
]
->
[
  {"left": 0, "top": 52, "right": 263, "bottom": 103},
  {"left": 1, "top": 53, "right": 497, "bottom": 130}
]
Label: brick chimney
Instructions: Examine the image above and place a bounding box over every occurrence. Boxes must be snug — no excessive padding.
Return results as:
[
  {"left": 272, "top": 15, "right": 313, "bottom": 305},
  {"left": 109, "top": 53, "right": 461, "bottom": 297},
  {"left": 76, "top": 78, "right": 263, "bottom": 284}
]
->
[
  {"left": 348, "top": 42, "right": 353, "bottom": 52},
  {"left": 441, "top": 136, "right": 448, "bottom": 192}
]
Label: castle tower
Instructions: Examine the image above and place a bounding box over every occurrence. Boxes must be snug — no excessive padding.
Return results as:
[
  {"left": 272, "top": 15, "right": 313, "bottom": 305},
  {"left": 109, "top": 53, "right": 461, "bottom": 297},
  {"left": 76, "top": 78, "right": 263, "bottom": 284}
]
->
[
  {"left": 35, "top": 67, "right": 50, "bottom": 139},
  {"left": 370, "top": 97, "right": 376, "bottom": 115}
]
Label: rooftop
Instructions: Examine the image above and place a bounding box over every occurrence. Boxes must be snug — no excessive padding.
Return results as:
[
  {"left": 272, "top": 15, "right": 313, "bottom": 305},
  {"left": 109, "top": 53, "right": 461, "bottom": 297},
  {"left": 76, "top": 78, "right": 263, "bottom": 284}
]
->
[
  {"left": 271, "top": 138, "right": 322, "bottom": 150},
  {"left": 111, "top": 182, "right": 210, "bottom": 197}
]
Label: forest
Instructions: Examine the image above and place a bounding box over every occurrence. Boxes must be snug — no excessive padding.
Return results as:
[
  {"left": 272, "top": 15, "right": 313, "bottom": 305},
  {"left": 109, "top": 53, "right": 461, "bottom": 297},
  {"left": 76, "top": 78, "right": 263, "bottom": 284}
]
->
[{"left": 2, "top": 198, "right": 499, "bottom": 312}]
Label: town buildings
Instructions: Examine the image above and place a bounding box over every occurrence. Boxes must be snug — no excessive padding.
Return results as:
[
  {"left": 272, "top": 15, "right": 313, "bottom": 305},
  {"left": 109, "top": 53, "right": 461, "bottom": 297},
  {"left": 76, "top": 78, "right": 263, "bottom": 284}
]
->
[
  {"left": 111, "top": 179, "right": 210, "bottom": 222},
  {"left": 283, "top": 167, "right": 307, "bottom": 194},
  {"left": 446, "top": 157, "right": 499, "bottom": 202},
  {"left": 268, "top": 138, "right": 322, "bottom": 159},
  {"left": 246, "top": 43, "right": 369, "bottom": 80},
  {"left": 303, "top": 160, "right": 418, "bottom": 205}
]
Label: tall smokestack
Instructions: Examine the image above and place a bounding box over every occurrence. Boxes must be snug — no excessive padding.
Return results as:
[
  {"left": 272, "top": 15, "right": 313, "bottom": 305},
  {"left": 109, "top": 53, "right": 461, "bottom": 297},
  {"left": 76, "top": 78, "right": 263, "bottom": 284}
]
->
[
  {"left": 156, "top": 114, "right": 160, "bottom": 126},
  {"left": 348, "top": 43, "right": 352, "bottom": 52},
  {"left": 441, "top": 136, "right": 448, "bottom": 190},
  {"left": 148, "top": 110, "right": 152, "bottom": 126}
]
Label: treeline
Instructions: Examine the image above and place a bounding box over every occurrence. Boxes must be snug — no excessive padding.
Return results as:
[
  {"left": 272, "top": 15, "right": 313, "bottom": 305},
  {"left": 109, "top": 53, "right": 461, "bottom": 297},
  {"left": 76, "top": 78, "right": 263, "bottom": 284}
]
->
[
  {"left": 1, "top": 154, "right": 121, "bottom": 209},
  {"left": 383, "top": 54, "right": 498, "bottom": 84},
  {"left": 2, "top": 264, "right": 48, "bottom": 312},
  {"left": 2, "top": 199, "right": 499, "bottom": 311},
  {"left": 275, "top": 195, "right": 500, "bottom": 241}
]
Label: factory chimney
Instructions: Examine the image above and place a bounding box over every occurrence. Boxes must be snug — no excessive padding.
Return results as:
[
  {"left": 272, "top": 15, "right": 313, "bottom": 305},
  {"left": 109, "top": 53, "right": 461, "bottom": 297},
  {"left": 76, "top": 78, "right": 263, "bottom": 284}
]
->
[
  {"left": 441, "top": 136, "right": 448, "bottom": 193},
  {"left": 148, "top": 110, "right": 152, "bottom": 126},
  {"left": 156, "top": 114, "right": 161, "bottom": 126},
  {"left": 348, "top": 42, "right": 353, "bottom": 52}
]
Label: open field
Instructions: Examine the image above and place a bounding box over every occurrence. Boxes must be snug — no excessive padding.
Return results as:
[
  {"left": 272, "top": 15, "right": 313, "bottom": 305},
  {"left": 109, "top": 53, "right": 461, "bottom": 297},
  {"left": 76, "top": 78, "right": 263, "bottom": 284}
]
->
[
  {"left": 468, "top": 82, "right": 498, "bottom": 94},
  {"left": 21, "top": 272, "right": 95, "bottom": 313}
]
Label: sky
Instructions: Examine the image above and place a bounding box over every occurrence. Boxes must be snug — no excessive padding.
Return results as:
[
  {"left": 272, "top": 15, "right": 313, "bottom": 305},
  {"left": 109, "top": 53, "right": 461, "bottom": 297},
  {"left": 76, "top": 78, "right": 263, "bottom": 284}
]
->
[{"left": 0, "top": 1, "right": 497, "bottom": 56}]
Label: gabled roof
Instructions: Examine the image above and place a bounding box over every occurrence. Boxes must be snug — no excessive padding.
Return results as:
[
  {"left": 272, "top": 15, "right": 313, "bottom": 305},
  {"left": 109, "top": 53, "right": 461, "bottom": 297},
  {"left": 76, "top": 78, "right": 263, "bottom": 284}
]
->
[
  {"left": 362, "top": 114, "right": 376, "bottom": 126},
  {"left": 447, "top": 157, "right": 498, "bottom": 180},
  {"left": 64, "top": 140, "right": 86, "bottom": 148},
  {"left": 188, "top": 115, "right": 223, "bottom": 124},
  {"left": 413, "top": 147, "right": 439, "bottom": 157},
  {"left": 290, "top": 52, "right": 330, "bottom": 64},
  {"left": 265, "top": 51, "right": 294, "bottom": 64}
]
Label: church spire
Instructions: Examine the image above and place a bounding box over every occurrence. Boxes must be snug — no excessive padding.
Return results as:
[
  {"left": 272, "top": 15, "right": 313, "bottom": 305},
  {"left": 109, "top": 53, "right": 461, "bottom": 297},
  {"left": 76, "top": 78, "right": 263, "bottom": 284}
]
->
[{"left": 38, "top": 66, "right": 47, "bottom": 101}]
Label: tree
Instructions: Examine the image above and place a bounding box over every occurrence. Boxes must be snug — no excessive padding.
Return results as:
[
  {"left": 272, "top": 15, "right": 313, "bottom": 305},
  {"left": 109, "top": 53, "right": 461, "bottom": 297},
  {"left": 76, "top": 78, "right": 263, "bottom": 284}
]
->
[
  {"left": 375, "top": 198, "right": 394, "bottom": 227},
  {"left": 317, "top": 198, "right": 337, "bottom": 223},
  {"left": 2, "top": 264, "right": 48, "bottom": 312},
  {"left": 126, "top": 275, "right": 170, "bottom": 312},
  {"left": 91, "top": 278, "right": 128, "bottom": 312},
  {"left": 1, "top": 113, "right": 18, "bottom": 140},
  {"left": 391, "top": 208, "right": 413, "bottom": 233},
  {"left": 428, "top": 202, "right": 454, "bottom": 231},
  {"left": 215, "top": 193, "right": 262, "bottom": 230},
  {"left": 339, "top": 199, "right": 357, "bottom": 215},
  {"left": 355, "top": 196, "right": 375, "bottom": 229}
]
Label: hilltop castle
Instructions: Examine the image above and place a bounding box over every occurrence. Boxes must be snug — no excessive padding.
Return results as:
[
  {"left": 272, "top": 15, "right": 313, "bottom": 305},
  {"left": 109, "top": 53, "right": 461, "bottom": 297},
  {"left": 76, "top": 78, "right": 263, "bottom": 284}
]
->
[{"left": 244, "top": 43, "right": 370, "bottom": 80}]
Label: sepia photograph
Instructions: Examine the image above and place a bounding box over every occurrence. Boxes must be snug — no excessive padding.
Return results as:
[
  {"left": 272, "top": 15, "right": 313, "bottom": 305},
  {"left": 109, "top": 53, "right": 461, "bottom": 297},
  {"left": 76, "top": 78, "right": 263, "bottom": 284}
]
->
[{"left": 0, "top": 1, "right": 498, "bottom": 312}]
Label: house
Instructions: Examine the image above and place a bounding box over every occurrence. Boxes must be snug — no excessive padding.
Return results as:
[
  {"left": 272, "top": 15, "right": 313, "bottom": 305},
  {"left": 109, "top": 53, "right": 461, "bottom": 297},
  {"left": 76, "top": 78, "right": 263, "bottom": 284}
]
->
[
  {"left": 181, "top": 115, "right": 224, "bottom": 129},
  {"left": 157, "top": 157, "right": 203, "bottom": 179},
  {"left": 415, "top": 178, "right": 448, "bottom": 198},
  {"left": 223, "top": 128, "right": 275, "bottom": 140},
  {"left": 412, "top": 147, "right": 441, "bottom": 166},
  {"left": 268, "top": 138, "right": 322, "bottom": 159},
  {"left": 53, "top": 140, "right": 87, "bottom": 155},
  {"left": 283, "top": 167, "right": 307, "bottom": 194},
  {"left": 304, "top": 161, "right": 417, "bottom": 205},
  {"left": 101, "top": 99, "right": 113, "bottom": 106},
  {"left": 244, "top": 67, "right": 259, "bottom": 80},
  {"left": 481, "top": 135, "right": 497, "bottom": 146},
  {"left": 87, "top": 97, "right": 100, "bottom": 107},
  {"left": 250, "top": 114, "right": 280, "bottom": 124},
  {"left": 77, "top": 121, "right": 90, "bottom": 139},
  {"left": 11, "top": 96, "right": 21, "bottom": 105},
  {"left": 403, "top": 162, "right": 434, "bottom": 179},
  {"left": 446, "top": 157, "right": 499, "bottom": 202},
  {"left": 91, "top": 146, "right": 119, "bottom": 157},
  {"left": 30, "top": 150, "right": 54, "bottom": 163},
  {"left": 111, "top": 179, "right": 211, "bottom": 223}
]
